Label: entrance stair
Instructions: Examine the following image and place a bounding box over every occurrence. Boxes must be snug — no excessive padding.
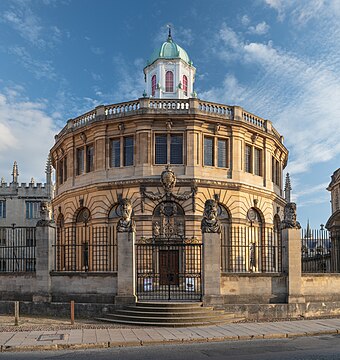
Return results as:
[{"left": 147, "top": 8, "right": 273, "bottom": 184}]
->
[{"left": 97, "top": 302, "right": 241, "bottom": 327}]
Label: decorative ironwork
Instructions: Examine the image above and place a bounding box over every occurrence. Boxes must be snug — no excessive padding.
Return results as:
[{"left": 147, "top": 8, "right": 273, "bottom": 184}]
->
[
  {"left": 140, "top": 165, "right": 197, "bottom": 212},
  {"left": 136, "top": 238, "right": 202, "bottom": 301}
]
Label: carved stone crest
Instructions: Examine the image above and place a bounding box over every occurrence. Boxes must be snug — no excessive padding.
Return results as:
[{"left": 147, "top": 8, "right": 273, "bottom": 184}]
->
[
  {"left": 117, "top": 198, "right": 136, "bottom": 233},
  {"left": 201, "top": 199, "right": 221, "bottom": 234},
  {"left": 140, "top": 165, "right": 197, "bottom": 212},
  {"left": 161, "top": 165, "right": 176, "bottom": 193},
  {"left": 281, "top": 202, "right": 301, "bottom": 229}
]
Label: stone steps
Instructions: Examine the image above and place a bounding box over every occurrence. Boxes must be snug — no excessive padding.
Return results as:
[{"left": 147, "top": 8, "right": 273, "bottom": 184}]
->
[{"left": 97, "top": 302, "right": 241, "bottom": 327}]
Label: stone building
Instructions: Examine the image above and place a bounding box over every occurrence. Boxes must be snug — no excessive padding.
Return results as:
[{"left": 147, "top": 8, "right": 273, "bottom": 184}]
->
[
  {"left": 0, "top": 160, "right": 53, "bottom": 272},
  {"left": 49, "top": 32, "right": 289, "bottom": 304}
]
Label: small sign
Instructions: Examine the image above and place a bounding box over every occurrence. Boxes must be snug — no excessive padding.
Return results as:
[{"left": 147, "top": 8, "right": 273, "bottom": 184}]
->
[
  {"left": 144, "top": 278, "right": 153, "bottom": 291},
  {"left": 185, "top": 278, "right": 195, "bottom": 291}
]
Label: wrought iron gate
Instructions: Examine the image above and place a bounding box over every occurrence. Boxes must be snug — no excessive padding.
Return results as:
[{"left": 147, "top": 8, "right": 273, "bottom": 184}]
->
[{"left": 136, "top": 238, "right": 202, "bottom": 301}]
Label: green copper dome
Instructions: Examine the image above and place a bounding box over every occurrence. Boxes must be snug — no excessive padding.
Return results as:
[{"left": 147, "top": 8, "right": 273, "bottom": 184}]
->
[{"left": 147, "top": 34, "right": 192, "bottom": 66}]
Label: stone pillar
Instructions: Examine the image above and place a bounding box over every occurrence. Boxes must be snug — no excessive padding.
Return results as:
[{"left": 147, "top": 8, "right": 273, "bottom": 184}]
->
[
  {"left": 33, "top": 221, "right": 55, "bottom": 302},
  {"left": 202, "top": 232, "right": 223, "bottom": 306},
  {"left": 115, "top": 231, "right": 136, "bottom": 305},
  {"left": 282, "top": 228, "right": 305, "bottom": 303}
]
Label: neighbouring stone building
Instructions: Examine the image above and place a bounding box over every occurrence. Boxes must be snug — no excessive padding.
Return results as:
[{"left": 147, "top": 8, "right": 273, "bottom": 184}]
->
[{"left": 0, "top": 160, "right": 53, "bottom": 272}]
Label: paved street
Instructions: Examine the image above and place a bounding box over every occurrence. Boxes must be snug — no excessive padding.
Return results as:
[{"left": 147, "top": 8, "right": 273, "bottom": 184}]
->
[
  {"left": 1, "top": 317, "right": 340, "bottom": 353},
  {"left": 2, "top": 334, "right": 340, "bottom": 359}
]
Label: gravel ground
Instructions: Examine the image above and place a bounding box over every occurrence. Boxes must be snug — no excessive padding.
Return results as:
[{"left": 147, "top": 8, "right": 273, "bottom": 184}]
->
[{"left": 0, "top": 315, "right": 138, "bottom": 332}]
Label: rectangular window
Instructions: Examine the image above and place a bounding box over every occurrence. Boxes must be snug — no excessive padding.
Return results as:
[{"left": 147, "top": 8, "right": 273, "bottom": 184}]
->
[
  {"left": 204, "top": 137, "right": 214, "bottom": 166},
  {"left": 155, "top": 134, "right": 167, "bottom": 164},
  {"left": 63, "top": 156, "right": 68, "bottom": 181},
  {"left": 86, "top": 145, "right": 94, "bottom": 173},
  {"left": 0, "top": 228, "right": 6, "bottom": 246},
  {"left": 272, "top": 157, "right": 280, "bottom": 186},
  {"left": 217, "top": 139, "right": 228, "bottom": 168},
  {"left": 245, "top": 144, "right": 252, "bottom": 173},
  {"left": 58, "top": 159, "right": 64, "bottom": 185},
  {"left": 254, "top": 148, "right": 262, "bottom": 176},
  {"left": 110, "top": 139, "right": 121, "bottom": 167},
  {"left": 76, "top": 147, "right": 85, "bottom": 175},
  {"left": 26, "top": 228, "right": 36, "bottom": 247},
  {"left": 0, "top": 200, "right": 6, "bottom": 218},
  {"left": 26, "top": 202, "right": 40, "bottom": 219},
  {"left": 123, "top": 136, "right": 134, "bottom": 166},
  {"left": 170, "top": 134, "right": 183, "bottom": 164}
]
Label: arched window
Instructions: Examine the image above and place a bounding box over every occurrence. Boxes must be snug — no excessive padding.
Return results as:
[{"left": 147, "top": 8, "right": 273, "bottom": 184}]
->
[
  {"left": 56, "top": 214, "right": 65, "bottom": 271},
  {"left": 165, "top": 71, "right": 173, "bottom": 92},
  {"left": 246, "top": 207, "right": 263, "bottom": 272},
  {"left": 151, "top": 75, "right": 156, "bottom": 96},
  {"left": 182, "top": 75, "right": 188, "bottom": 96}
]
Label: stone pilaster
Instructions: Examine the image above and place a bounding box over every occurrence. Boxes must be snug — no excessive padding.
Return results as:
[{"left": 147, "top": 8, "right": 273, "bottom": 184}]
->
[
  {"left": 282, "top": 228, "right": 305, "bottom": 303},
  {"left": 33, "top": 221, "right": 55, "bottom": 302},
  {"left": 202, "top": 232, "right": 223, "bottom": 306},
  {"left": 115, "top": 231, "right": 136, "bottom": 305}
]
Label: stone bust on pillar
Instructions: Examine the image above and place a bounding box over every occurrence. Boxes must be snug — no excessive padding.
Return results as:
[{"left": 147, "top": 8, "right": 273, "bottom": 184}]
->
[
  {"left": 117, "top": 198, "right": 136, "bottom": 233},
  {"left": 201, "top": 199, "right": 221, "bottom": 234},
  {"left": 281, "top": 202, "right": 301, "bottom": 229}
]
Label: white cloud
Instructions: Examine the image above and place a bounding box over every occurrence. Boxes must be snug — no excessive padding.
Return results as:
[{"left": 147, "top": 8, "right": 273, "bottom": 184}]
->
[
  {"left": 0, "top": 87, "right": 57, "bottom": 183},
  {"left": 248, "top": 21, "right": 270, "bottom": 35}
]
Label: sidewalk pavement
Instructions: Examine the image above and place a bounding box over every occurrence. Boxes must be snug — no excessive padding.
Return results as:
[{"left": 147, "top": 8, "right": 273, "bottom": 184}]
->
[{"left": 1, "top": 318, "right": 340, "bottom": 352}]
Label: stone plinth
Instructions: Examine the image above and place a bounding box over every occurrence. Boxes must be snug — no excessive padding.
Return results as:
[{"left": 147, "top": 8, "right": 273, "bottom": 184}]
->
[
  {"left": 115, "top": 231, "right": 136, "bottom": 305},
  {"left": 202, "top": 232, "right": 223, "bottom": 306},
  {"left": 282, "top": 228, "right": 305, "bottom": 304},
  {"left": 33, "top": 221, "right": 55, "bottom": 302}
]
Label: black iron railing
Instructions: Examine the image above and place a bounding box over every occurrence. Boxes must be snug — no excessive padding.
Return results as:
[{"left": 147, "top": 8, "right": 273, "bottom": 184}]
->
[
  {"left": 54, "top": 225, "right": 117, "bottom": 272},
  {"left": 136, "top": 238, "right": 202, "bottom": 301},
  {"left": 0, "top": 226, "right": 36, "bottom": 272},
  {"left": 301, "top": 229, "right": 340, "bottom": 273},
  {"left": 221, "top": 226, "right": 282, "bottom": 273}
]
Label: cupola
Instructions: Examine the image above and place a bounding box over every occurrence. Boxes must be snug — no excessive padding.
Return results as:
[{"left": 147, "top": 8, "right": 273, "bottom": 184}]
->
[{"left": 143, "top": 28, "right": 196, "bottom": 99}]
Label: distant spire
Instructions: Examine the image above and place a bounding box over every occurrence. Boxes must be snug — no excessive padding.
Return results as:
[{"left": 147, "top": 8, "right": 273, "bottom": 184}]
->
[
  {"left": 1, "top": 177, "right": 5, "bottom": 185},
  {"left": 284, "top": 173, "right": 292, "bottom": 203},
  {"left": 167, "top": 24, "right": 172, "bottom": 41},
  {"left": 30, "top": 177, "right": 35, "bottom": 185},
  {"left": 12, "top": 161, "right": 19, "bottom": 184},
  {"left": 45, "top": 154, "right": 52, "bottom": 180},
  {"left": 45, "top": 154, "right": 53, "bottom": 199}
]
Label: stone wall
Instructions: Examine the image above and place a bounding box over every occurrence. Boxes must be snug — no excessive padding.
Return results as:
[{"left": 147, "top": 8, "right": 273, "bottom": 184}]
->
[
  {"left": 0, "top": 274, "right": 37, "bottom": 301},
  {"left": 51, "top": 273, "right": 117, "bottom": 303},
  {"left": 302, "top": 274, "right": 340, "bottom": 302},
  {"left": 221, "top": 274, "right": 287, "bottom": 304}
]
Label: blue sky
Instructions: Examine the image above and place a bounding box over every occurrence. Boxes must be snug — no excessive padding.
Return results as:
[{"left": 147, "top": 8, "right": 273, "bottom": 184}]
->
[{"left": 0, "top": 0, "right": 339, "bottom": 228}]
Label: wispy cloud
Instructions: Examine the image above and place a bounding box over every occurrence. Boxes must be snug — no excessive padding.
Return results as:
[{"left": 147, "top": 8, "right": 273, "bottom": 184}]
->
[
  {"left": 8, "top": 46, "right": 57, "bottom": 80},
  {"left": 0, "top": 86, "right": 56, "bottom": 183},
  {"left": 248, "top": 21, "right": 270, "bottom": 35},
  {"left": 0, "top": 0, "right": 64, "bottom": 48},
  {"left": 201, "top": 19, "right": 340, "bottom": 178}
]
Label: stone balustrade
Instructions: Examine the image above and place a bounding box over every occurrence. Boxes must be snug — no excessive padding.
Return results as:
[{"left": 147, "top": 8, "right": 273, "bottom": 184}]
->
[{"left": 54, "top": 98, "right": 283, "bottom": 142}]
